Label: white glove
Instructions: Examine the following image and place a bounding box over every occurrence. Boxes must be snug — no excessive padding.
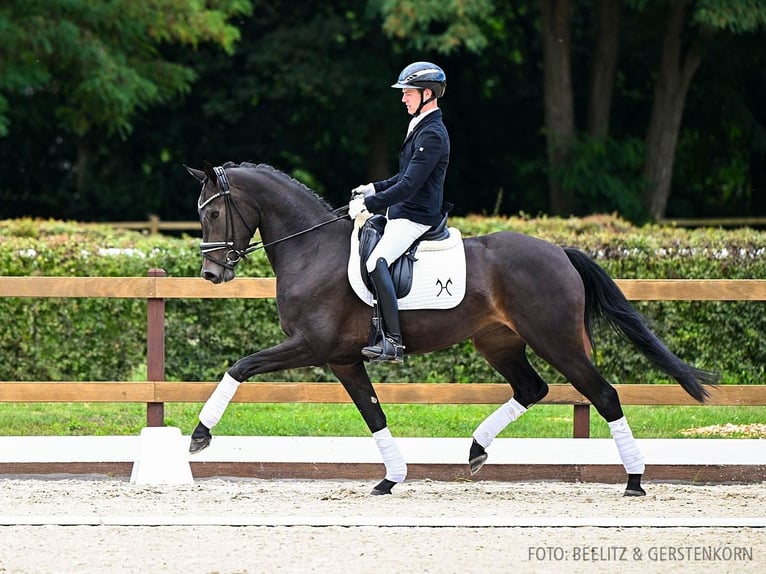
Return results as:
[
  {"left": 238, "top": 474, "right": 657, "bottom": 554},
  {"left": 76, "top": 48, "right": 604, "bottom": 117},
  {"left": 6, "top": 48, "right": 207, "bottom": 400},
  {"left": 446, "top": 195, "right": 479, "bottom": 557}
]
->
[
  {"left": 348, "top": 196, "right": 368, "bottom": 219},
  {"left": 351, "top": 183, "right": 375, "bottom": 198}
]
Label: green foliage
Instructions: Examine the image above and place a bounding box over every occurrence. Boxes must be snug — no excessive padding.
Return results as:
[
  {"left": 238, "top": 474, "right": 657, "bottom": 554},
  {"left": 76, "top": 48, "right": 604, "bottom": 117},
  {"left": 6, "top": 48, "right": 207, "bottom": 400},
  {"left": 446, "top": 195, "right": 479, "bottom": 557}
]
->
[
  {"left": 373, "top": 0, "right": 494, "bottom": 53},
  {"left": 0, "top": 95, "right": 8, "bottom": 138},
  {"left": 672, "top": 127, "right": 751, "bottom": 217},
  {"left": 0, "top": 0, "right": 251, "bottom": 137},
  {"left": 0, "top": 216, "right": 764, "bottom": 390},
  {"left": 1, "top": 1, "right": 764, "bottom": 224},
  {"left": 0, "top": 219, "right": 192, "bottom": 381},
  {"left": 550, "top": 135, "right": 649, "bottom": 223},
  {"left": 693, "top": 0, "right": 766, "bottom": 33}
]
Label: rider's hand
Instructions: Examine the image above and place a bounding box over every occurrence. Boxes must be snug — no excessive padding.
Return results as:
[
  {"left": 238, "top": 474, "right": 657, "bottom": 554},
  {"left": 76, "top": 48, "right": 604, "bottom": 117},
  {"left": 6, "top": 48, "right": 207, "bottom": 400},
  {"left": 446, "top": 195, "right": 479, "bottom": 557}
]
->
[
  {"left": 348, "top": 196, "right": 369, "bottom": 219},
  {"left": 351, "top": 183, "right": 375, "bottom": 199}
]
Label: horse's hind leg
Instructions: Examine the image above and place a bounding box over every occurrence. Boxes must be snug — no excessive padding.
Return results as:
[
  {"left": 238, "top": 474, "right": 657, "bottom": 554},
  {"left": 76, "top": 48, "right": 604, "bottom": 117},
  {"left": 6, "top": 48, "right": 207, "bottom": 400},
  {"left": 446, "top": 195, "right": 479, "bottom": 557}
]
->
[
  {"left": 576, "top": 365, "right": 645, "bottom": 496},
  {"left": 538, "top": 349, "right": 646, "bottom": 496},
  {"left": 329, "top": 361, "right": 406, "bottom": 495},
  {"left": 469, "top": 326, "right": 550, "bottom": 474}
]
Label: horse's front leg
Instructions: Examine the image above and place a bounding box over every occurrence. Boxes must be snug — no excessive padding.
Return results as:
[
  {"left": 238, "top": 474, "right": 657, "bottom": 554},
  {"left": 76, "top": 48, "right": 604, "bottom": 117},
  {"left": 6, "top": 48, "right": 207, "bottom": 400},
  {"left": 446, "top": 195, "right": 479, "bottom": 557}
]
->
[
  {"left": 329, "top": 361, "right": 406, "bottom": 495},
  {"left": 189, "top": 335, "right": 321, "bottom": 453}
]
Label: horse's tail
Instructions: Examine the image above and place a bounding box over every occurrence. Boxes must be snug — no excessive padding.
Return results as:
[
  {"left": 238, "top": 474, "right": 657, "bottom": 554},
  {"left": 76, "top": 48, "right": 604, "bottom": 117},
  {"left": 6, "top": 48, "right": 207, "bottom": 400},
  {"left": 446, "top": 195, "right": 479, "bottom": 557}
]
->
[{"left": 563, "top": 247, "right": 718, "bottom": 402}]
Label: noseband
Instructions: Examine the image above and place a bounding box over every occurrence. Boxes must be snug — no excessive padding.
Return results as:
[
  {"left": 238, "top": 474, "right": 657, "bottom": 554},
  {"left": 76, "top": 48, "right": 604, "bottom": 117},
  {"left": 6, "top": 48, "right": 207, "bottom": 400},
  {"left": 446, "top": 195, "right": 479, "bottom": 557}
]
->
[{"left": 198, "top": 165, "right": 348, "bottom": 270}]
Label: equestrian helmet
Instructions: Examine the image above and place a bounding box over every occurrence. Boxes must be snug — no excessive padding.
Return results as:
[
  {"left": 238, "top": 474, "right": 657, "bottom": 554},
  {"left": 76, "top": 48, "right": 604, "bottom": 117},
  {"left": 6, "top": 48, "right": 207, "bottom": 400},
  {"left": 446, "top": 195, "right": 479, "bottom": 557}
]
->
[{"left": 391, "top": 62, "right": 446, "bottom": 98}]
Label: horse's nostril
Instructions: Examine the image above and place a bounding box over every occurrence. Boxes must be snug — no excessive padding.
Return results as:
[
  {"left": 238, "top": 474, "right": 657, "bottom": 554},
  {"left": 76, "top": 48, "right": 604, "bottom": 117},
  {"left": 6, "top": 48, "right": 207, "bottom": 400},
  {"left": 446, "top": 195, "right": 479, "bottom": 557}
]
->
[{"left": 201, "top": 270, "right": 219, "bottom": 282}]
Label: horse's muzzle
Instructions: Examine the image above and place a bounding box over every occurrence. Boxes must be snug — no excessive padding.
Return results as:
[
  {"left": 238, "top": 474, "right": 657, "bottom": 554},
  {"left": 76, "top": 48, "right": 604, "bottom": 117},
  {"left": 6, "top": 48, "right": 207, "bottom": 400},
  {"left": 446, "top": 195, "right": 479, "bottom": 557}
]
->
[
  {"left": 201, "top": 265, "right": 235, "bottom": 284},
  {"left": 200, "top": 247, "right": 240, "bottom": 283}
]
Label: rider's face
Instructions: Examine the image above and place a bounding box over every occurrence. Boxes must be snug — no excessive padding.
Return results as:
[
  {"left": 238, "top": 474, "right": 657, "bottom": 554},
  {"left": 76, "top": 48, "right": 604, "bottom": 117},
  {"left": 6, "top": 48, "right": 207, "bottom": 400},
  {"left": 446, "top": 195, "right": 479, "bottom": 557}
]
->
[{"left": 401, "top": 88, "right": 425, "bottom": 115}]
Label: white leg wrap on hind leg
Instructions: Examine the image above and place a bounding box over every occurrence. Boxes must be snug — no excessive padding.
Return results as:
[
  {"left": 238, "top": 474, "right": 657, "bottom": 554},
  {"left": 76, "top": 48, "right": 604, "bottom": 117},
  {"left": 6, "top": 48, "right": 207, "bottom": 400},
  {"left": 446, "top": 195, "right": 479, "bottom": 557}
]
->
[
  {"left": 608, "top": 416, "right": 645, "bottom": 474},
  {"left": 199, "top": 372, "right": 241, "bottom": 429},
  {"left": 472, "top": 397, "right": 527, "bottom": 448},
  {"left": 373, "top": 427, "right": 407, "bottom": 483}
]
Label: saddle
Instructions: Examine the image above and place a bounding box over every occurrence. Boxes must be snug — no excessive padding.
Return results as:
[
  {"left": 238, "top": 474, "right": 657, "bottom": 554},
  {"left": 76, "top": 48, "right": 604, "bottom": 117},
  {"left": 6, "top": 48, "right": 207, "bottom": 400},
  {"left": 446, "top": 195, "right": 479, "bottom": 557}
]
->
[{"left": 358, "top": 212, "right": 451, "bottom": 299}]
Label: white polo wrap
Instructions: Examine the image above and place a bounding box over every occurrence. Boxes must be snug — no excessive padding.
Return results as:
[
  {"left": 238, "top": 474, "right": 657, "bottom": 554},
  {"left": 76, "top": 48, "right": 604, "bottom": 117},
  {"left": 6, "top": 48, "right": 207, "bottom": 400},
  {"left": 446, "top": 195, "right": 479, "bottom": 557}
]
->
[
  {"left": 608, "top": 416, "right": 645, "bottom": 474},
  {"left": 199, "top": 372, "right": 241, "bottom": 429},
  {"left": 472, "top": 397, "right": 528, "bottom": 448},
  {"left": 373, "top": 427, "right": 407, "bottom": 483}
]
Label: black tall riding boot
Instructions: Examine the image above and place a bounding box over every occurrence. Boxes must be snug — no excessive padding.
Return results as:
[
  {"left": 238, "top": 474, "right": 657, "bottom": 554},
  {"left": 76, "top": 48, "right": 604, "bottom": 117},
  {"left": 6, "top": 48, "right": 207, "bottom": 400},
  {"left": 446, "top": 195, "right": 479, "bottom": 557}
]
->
[{"left": 362, "top": 257, "right": 404, "bottom": 363}]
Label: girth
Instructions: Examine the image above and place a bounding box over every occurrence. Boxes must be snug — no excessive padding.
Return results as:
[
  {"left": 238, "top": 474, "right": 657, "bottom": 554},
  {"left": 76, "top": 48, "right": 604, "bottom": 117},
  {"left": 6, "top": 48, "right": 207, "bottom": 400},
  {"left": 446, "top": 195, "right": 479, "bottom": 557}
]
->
[{"left": 358, "top": 212, "right": 450, "bottom": 299}]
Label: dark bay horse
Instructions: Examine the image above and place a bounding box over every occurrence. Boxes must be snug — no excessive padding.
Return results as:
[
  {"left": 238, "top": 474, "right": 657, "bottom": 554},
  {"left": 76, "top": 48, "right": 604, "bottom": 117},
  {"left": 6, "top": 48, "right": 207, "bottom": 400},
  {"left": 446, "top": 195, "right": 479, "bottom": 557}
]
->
[{"left": 186, "top": 161, "right": 718, "bottom": 496}]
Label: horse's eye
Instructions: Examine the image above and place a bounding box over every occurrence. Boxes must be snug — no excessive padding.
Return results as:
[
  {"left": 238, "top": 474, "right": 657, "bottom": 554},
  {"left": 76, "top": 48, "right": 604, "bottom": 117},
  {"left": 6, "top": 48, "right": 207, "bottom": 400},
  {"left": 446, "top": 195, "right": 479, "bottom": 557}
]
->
[{"left": 211, "top": 211, "right": 220, "bottom": 220}]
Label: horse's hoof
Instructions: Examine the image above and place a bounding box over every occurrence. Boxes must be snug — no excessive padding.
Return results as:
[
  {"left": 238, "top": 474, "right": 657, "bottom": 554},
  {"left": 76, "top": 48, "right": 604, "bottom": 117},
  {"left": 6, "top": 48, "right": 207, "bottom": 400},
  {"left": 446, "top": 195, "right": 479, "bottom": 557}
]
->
[
  {"left": 468, "top": 439, "right": 487, "bottom": 475},
  {"left": 624, "top": 488, "right": 646, "bottom": 497},
  {"left": 469, "top": 454, "right": 488, "bottom": 475},
  {"left": 370, "top": 479, "right": 396, "bottom": 495},
  {"left": 624, "top": 473, "right": 645, "bottom": 496},
  {"left": 189, "top": 435, "right": 211, "bottom": 454}
]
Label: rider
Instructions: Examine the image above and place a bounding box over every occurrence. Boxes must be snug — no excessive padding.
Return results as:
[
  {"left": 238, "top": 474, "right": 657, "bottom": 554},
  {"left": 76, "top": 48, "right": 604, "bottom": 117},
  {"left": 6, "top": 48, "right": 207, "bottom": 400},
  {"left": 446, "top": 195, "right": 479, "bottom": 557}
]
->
[{"left": 348, "top": 61, "right": 451, "bottom": 363}]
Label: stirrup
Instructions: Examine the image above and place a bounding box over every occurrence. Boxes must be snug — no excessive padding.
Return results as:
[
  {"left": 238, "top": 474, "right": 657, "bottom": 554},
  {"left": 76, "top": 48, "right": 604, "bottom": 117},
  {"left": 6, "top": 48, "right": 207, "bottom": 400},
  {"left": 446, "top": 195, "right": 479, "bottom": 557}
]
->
[{"left": 362, "top": 336, "right": 404, "bottom": 363}]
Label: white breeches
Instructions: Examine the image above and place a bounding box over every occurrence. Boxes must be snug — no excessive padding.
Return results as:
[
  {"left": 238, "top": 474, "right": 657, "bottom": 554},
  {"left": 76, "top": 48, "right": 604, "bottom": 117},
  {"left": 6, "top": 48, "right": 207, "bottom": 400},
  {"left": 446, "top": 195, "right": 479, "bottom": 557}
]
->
[{"left": 366, "top": 218, "right": 430, "bottom": 273}]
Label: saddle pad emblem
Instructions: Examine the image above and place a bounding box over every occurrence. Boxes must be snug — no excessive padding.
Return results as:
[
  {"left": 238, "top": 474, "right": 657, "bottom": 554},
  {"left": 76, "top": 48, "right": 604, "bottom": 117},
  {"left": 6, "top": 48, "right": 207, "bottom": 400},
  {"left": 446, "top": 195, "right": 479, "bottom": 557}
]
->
[{"left": 347, "top": 223, "right": 467, "bottom": 310}]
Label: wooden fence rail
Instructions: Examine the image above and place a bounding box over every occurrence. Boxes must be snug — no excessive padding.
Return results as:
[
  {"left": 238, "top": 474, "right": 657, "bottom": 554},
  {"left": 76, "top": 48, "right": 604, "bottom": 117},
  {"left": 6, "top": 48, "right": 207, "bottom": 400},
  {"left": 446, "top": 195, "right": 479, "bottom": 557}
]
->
[
  {"left": 109, "top": 215, "right": 200, "bottom": 235},
  {"left": 1, "top": 271, "right": 765, "bottom": 437},
  {"left": 103, "top": 215, "right": 766, "bottom": 234}
]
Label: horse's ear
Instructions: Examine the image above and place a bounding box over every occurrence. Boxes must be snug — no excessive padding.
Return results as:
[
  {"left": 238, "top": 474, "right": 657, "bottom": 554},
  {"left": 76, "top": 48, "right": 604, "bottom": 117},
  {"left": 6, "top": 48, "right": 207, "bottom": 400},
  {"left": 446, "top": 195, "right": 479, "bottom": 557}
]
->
[
  {"left": 184, "top": 165, "right": 205, "bottom": 182},
  {"left": 202, "top": 160, "right": 217, "bottom": 184}
]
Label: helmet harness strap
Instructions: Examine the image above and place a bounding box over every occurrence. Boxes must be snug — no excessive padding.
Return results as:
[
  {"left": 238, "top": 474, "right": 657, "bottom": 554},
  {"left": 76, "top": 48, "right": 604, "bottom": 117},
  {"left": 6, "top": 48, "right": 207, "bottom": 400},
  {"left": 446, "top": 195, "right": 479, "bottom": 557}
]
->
[{"left": 414, "top": 88, "right": 436, "bottom": 117}]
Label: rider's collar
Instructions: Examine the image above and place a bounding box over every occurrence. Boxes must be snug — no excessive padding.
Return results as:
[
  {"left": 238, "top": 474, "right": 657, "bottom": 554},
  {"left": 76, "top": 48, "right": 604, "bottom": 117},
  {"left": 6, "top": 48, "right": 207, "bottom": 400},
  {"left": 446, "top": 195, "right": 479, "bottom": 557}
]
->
[{"left": 406, "top": 107, "right": 438, "bottom": 136}]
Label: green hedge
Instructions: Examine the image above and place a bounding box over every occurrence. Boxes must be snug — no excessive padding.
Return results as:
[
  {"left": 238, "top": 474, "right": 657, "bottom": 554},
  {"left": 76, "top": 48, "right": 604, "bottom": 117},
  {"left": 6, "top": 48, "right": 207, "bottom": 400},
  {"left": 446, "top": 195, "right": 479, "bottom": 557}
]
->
[{"left": 0, "top": 216, "right": 764, "bottom": 386}]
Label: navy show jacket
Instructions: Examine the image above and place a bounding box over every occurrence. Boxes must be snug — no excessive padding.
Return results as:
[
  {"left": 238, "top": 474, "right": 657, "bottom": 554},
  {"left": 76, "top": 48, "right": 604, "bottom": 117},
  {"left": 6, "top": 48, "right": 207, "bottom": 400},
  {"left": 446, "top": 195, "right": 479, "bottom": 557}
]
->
[{"left": 364, "top": 109, "right": 450, "bottom": 228}]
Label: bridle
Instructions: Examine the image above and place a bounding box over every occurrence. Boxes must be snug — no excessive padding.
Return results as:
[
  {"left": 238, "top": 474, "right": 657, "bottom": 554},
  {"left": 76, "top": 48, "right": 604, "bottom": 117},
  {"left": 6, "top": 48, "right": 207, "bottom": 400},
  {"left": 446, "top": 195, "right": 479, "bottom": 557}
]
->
[
  {"left": 198, "top": 165, "right": 348, "bottom": 270},
  {"left": 197, "top": 166, "right": 257, "bottom": 270}
]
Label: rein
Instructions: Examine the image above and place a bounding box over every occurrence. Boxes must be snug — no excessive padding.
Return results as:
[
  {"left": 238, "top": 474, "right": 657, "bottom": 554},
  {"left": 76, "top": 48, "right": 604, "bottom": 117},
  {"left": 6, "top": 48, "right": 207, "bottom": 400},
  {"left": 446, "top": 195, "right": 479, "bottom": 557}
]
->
[
  {"left": 247, "top": 208, "right": 349, "bottom": 253},
  {"left": 199, "top": 165, "right": 348, "bottom": 269}
]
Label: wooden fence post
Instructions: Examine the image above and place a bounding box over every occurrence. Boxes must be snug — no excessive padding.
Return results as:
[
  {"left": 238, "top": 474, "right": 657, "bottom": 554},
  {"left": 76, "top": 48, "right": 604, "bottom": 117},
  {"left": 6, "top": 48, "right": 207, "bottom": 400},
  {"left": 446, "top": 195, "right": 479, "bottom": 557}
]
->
[
  {"left": 146, "top": 268, "right": 166, "bottom": 426},
  {"left": 573, "top": 404, "right": 590, "bottom": 438},
  {"left": 148, "top": 215, "right": 161, "bottom": 235}
]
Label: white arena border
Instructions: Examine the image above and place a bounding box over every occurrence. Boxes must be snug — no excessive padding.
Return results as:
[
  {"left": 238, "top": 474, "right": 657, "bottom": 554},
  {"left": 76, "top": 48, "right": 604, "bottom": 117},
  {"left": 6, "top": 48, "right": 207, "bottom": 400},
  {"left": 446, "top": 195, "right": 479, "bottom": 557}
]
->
[
  {"left": 1, "top": 436, "right": 764, "bottom": 466},
  {"left": 1, "top": 515, "right": 765, "bottom": 528}
]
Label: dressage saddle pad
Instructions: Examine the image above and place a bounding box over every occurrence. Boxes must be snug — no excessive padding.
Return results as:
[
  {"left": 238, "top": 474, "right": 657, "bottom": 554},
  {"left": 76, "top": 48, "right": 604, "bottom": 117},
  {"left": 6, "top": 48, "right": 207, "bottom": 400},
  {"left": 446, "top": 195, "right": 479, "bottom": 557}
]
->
[{"left": 347, "top": 217, "right": 466, "bottom": 310}]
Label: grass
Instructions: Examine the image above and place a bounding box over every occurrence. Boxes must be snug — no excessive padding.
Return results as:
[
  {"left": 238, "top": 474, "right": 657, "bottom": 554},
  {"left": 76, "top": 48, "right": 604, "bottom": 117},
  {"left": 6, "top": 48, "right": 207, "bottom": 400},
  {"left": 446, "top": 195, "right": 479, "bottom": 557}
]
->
[{"left": 0, "top": 403, "right": 764, "bottom": 439}]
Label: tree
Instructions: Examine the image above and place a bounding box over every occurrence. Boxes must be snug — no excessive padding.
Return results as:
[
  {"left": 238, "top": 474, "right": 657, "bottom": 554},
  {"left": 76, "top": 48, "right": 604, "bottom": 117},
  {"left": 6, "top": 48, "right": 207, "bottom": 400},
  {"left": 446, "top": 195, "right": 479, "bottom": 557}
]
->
[
  {"left": 2, "top": 1, "right": 764, "bottom": 222},
  {"left": 378, "top": 0, "right": 766, "bottom": 220},
  {"left": 540, "top": 0, "right": 575, "bottom": 214},
  {"left": 641, "top": 0, "right": 766, "bottom": 219},
  {"left": 588, "top": 0, "right": 623, "bottom": 139},
  {"left": 0, "top": 0, "right": 251, "bottom": 193},
  {"left": 372, "top": 0, "right": 496, "bottom": 183}
]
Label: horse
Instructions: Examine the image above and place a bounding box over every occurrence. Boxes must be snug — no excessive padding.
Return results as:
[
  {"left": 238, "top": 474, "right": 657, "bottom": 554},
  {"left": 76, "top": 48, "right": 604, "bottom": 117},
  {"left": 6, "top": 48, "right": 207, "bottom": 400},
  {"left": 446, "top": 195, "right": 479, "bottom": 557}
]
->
[{"left": 185, "top": 161, "right": 718, "bottom": 496}]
